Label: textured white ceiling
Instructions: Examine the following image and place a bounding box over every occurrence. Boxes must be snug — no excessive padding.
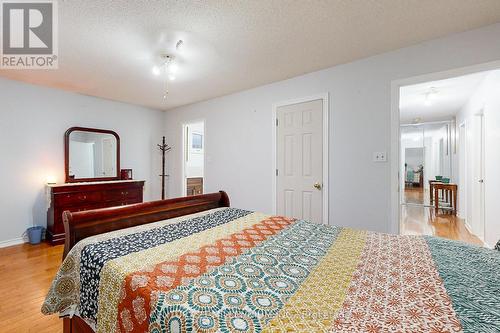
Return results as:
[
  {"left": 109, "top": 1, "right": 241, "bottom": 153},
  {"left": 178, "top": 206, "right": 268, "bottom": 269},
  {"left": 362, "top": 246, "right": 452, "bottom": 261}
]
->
[
  {"left": 2, "top": 1, "right": 500, "bottom": 111},
  {"left": 399, "top": 71, "right": 490, "bottom": 123}
]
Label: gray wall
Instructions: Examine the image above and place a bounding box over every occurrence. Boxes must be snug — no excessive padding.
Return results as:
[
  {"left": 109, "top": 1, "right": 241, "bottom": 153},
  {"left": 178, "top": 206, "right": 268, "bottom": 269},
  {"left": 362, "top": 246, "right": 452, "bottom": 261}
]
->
[{"left": 0, "top": 79, "right": 164, "bottom": 245}]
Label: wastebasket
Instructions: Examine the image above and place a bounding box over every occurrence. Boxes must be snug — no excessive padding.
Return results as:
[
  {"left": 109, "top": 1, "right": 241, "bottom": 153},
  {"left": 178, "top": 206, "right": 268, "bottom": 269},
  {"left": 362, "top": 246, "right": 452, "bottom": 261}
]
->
[{"left": 27, "top": 226, "right": 43, "bottom": 244}]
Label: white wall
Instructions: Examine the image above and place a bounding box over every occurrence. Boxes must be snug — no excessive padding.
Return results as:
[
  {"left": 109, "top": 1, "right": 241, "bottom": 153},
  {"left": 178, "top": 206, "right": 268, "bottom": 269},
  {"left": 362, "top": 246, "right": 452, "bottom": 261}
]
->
[
  {"left": 0, "top": 78, "right": 164, "bottom": 245},
  {"left": 164, "top": 23, "right": 500, "bottom": 233},
  {"left": 456, "top": 70, "right": 500, "bottom": 247}
]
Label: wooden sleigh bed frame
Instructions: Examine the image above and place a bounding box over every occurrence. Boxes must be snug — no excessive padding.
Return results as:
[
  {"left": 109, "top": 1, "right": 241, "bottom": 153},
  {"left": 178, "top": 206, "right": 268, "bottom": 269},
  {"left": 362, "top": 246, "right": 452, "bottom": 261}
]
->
[{"left": 61, "top": 191, "right": 230, "bottom": 333}]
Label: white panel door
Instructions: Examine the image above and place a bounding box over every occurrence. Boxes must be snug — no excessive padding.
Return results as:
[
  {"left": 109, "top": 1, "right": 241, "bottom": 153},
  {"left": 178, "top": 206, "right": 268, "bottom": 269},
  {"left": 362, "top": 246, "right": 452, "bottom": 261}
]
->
[
  {"left": 276, "top": 99, "right": 323, "bottom": 223},
  {"left": 102, "top": 138, "right": 115, "bottom": 177},
  {"left": 471, "top": 113, "right": 485, "bottom": 240},
  {"left": 69, "top": 141, "right": 94, "bottom": 178}
]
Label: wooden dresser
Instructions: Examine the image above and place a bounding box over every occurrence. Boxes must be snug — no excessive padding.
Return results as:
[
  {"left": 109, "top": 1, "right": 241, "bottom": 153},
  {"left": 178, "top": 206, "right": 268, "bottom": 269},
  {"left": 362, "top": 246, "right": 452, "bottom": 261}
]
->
[{"left": 46, "top": 180, "right": 145, "bottom": 245}]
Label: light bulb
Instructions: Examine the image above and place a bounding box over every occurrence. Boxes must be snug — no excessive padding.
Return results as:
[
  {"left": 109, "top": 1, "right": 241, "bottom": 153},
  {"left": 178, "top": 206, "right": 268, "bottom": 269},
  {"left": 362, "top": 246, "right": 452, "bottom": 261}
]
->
[
  {"left": 168, "top": 63, "right": 178, "bottom": 74},
  {"left": 424, "top": 87, "right": 438, "bottom": 106},
  {"left": 168, "top": 74, "right": 176, "bottom": 81},
  {"left": 429, "top": 87, "right": 438, "bottom": 99},
  {"left": 152, "top": 66, "right": 161, "bottom": 76}
]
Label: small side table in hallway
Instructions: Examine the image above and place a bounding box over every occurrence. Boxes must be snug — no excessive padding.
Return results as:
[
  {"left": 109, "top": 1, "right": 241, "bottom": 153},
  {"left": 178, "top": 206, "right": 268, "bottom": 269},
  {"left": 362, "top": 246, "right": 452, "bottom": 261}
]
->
[{"left": 433, "top": 182, "right": 458, "bottom": 215}]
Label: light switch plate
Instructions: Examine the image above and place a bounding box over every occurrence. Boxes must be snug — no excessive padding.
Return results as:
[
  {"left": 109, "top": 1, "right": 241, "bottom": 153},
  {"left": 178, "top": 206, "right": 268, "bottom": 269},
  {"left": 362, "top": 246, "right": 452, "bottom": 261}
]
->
[{"left": 373, "top": 151, "right": 387, "bottom": 162}]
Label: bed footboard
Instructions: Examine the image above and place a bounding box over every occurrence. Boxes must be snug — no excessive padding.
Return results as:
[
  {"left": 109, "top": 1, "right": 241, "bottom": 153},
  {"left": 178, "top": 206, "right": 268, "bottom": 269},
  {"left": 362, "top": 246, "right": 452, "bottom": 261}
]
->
[{"left": 62, "top": 191, "right": 230, "bottom": 259}]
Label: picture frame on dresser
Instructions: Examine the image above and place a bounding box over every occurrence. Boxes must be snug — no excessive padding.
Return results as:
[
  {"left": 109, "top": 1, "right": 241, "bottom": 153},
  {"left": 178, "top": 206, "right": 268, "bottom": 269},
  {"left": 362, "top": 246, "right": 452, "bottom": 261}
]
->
[{"left": 120, "top": 168, "right": 133, "bottom": 180}]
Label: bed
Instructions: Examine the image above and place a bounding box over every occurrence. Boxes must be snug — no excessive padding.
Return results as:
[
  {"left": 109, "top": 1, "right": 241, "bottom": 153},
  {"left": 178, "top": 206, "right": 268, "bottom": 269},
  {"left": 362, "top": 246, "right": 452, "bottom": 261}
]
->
[{"left": 42, "top": 191, "right": 500, "bottom": 333}]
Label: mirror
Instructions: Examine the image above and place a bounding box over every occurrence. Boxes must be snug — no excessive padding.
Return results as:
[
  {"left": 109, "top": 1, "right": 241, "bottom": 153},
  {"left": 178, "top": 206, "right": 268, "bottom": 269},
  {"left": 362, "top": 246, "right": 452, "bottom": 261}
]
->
[
  {"left": 400, "top": 122, "right": 451, "bottom": 205},
  {"left": 65, "top": 127, "right": 120, "bottom": 182}
]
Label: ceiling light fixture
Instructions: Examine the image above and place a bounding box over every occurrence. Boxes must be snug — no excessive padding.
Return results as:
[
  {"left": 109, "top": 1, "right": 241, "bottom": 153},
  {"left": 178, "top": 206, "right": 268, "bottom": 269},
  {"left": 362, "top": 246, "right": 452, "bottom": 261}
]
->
[
  {"left": 153, "top": 40, "right": 185, "bottom": 100},
  {"left": 424, "top": 87, "right": 438, "bottom": 106},
  {"left": 168, "top": 63, "right": 178, "bottom": 74},
  {"left": 152, "top": 66, "right": 161, "bottom": 76},
  {"left": 158, "top": 54, "right": 175, "bottom": 99},
  {"left": 424, "top": 96, "right": 432, "bottom": 106}
]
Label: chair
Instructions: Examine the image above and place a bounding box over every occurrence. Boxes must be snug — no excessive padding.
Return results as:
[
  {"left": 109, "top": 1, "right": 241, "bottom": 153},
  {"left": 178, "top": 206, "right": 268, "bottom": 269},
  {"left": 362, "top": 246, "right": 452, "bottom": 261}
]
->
[{"left": 406, "top": 170, "right": 415, "bottom": 187}]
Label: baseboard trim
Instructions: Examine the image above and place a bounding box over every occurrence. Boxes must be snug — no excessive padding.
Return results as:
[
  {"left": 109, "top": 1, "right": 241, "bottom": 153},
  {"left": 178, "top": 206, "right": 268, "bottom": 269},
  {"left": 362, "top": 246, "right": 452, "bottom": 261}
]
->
[
  {"left": 462, "top": 221, "right": 489, "bottom": 248},
  {"left": 464, "top": 221, "right": 473, "bottom": 233},
  {"left": 0, "top": 237, "right": 26, "bottom": 248}
]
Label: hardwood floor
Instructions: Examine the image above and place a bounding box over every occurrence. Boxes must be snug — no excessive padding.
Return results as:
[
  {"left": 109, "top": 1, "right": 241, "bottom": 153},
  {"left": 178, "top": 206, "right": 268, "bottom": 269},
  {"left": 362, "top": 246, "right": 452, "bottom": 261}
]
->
[
  {"left": 401, "top": 188, "right": 483, "bottom": 246},
  {"left": 402, "top": 186, "right": 427, "bottom": 205},
  {"left": 0, "top": 242, "right": 63, "bottom": 333}
]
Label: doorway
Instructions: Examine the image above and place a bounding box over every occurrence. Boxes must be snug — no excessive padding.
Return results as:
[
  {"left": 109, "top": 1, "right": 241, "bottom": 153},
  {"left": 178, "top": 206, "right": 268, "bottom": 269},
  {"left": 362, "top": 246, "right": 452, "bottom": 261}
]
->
[
  {"left": 273, "top": 95, "right": 329, "bottom": 224},
  {"left": 182, "top": 121, "right": 204, "bottom": 196},
  {"left": 392, "top": 65, "right": 500, "bottom": 246}
]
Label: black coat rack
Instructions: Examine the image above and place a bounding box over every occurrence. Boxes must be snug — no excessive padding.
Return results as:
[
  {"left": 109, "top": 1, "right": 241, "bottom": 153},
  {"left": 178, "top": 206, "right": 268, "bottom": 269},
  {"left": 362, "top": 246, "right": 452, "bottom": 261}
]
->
[{"left": 157, "top": 136, "right": 172, "bottom": 200}]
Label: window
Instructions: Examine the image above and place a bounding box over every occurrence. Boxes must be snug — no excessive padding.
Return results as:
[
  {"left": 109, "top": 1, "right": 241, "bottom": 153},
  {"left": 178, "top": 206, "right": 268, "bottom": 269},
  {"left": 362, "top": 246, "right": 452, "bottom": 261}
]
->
[{"left": 192, "top": 133, "right": 203, "bottom": 149}]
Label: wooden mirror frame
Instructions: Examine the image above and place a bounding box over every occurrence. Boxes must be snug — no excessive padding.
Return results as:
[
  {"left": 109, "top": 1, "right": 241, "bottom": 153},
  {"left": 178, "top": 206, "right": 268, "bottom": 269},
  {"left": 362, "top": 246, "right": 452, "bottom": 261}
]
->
[{"left": 64, "top": 127, "right": 120, "bottom": 183}]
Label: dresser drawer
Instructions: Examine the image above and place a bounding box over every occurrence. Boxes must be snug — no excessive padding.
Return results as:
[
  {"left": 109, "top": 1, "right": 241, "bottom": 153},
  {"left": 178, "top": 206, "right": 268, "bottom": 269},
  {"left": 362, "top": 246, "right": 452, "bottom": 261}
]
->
[
  {"left": 53, "top": 203, "right": 108, "bottom": 233},
  {"left": 106, "top": 198, "right": 142, "bottom": 208},
  {"left": 103, "top": 188, "right": 142, "bottom": 201},
  {"left": 47, "top": 180, "right": 145, "bottom": 245},
  {"left": 55, "top": 191, "right": 102, "bottom": 206}
]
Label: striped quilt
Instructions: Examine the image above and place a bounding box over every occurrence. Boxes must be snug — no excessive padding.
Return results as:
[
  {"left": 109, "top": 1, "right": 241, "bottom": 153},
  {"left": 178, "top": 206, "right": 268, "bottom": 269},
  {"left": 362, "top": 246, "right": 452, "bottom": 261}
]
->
[{"left": 42, "top": 207, "right": 500, "bottom": 333}]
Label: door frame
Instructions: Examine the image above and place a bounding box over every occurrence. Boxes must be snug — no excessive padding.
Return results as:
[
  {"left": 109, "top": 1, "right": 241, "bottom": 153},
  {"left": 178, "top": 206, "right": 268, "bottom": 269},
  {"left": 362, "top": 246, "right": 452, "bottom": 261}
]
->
[
  {"left": 390, "top": 60, "right": 500, "bottom": 234},
  {"left": 458, "top": 121, "right": 468, "bottom": 222},
  {"left": 181, "top": 120, "right": 206, "bottom": 197},
  {"left": 271, "top": 93, "right": 329, "bottom": 224},
  {"left": 472, "top": 110, "right": 486, "bottom": 241}
]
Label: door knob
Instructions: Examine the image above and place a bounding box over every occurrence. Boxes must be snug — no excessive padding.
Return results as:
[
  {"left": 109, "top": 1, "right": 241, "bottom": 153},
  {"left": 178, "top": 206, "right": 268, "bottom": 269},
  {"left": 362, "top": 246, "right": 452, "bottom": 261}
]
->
[{"left": 313, "top": 182, "right": 322, "bottom": 190}]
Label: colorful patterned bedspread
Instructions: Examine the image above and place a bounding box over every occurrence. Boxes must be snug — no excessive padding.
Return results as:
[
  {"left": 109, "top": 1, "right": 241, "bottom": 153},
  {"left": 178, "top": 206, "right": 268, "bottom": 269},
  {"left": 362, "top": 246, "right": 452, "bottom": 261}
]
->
[{"left": 42, "top": 208, "right": 500, "bottom": 333}]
